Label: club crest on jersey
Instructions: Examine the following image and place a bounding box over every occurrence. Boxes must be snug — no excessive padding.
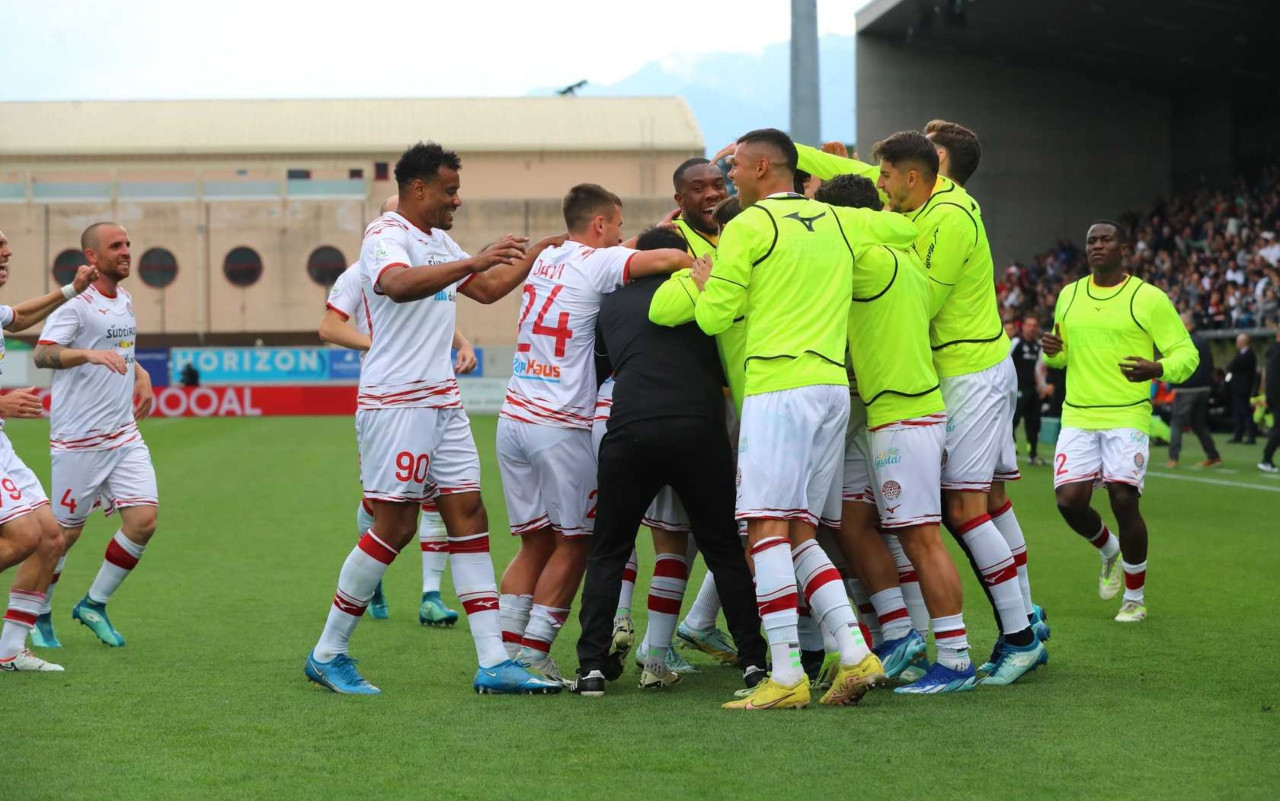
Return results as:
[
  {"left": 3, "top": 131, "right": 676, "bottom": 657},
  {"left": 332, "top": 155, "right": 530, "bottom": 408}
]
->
[
  {"left": 874, "top": 448, "right": 901, "bottom": 469},
  {"left": 512, "top": 354, "right": 561, "bottom": 382},
  {"left": 881, "top": 480, "right": 902, "bottom": 501},
  {"left": 1134, "top": 453, "right": 1145, "bottom": 468}
]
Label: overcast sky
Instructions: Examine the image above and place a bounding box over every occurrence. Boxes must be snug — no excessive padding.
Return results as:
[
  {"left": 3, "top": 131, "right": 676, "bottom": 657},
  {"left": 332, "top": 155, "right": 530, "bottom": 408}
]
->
[{"left": 0, "top": 0, "right": 867, "bottom": 101}]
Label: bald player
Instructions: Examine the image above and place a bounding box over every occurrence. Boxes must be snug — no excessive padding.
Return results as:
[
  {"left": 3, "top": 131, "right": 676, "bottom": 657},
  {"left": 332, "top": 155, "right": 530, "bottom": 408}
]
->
[{"left": 33, "top": 222, "right": 157, "bottom": 650}]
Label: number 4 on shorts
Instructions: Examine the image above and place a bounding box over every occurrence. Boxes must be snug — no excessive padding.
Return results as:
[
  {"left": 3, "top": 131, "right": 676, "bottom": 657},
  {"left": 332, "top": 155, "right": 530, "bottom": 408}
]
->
[{"left": 60, "top": 489, "right": 77, "bottom": 515}]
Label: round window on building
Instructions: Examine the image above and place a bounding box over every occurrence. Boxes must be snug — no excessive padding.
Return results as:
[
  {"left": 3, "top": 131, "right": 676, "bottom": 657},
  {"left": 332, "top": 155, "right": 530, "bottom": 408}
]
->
[
  {"left": 52, "top": 249, "right": 84, "bottom": 285},
  {"left": 223, "top": 246, "right": 263, "bottom": 287},
  {"left": 306, "top": 246, "right": 346, "bottom": 286},
  {"left": 138, "top": 247, "right": 178, "bottom": 289}
]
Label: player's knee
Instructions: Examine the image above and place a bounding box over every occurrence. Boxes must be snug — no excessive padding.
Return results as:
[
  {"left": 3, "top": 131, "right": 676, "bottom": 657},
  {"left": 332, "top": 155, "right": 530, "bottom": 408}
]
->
[
  {"left": 1055, "top": 488, "right": 1087, "bottom": 516},
  {"left": 125, "top": 508, "right": 158, "bottom": 541},
  {"left": 3, "top": 516, "right": 42, "bottom": 561},
  {"left": 36, "top": 520, "right": 64, "bottom": 557}
]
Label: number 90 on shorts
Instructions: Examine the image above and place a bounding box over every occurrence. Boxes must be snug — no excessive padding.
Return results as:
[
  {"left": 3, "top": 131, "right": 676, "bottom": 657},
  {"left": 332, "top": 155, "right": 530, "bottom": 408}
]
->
[{"left": 357, "top": 406, "right": 483, "bottom": 503}]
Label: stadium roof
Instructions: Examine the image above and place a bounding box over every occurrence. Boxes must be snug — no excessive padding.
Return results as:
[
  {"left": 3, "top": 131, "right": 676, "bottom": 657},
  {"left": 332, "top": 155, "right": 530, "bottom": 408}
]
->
[
  {"left": 0, "top": 97, "right": 703, "bottom": 158},
  {"left": 856, "top": 0, "right": 1280, "bottom": 99}
]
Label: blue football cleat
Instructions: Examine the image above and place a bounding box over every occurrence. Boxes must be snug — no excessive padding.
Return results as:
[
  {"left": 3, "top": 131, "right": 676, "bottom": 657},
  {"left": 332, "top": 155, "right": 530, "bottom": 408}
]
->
[
  {"left": 419, "top": 591, "right": 459, "bottom": 627},
  {"left": 30, "top": 612, "right": 61, "bottom": 649},
  {"left": 473, "top": 659, "right": 563, "bottom": 695},
  {"left": 71, "top": 597, "right": 125, "bottom": 647},
  {"left": 894, "top": 661, "right": 977, "bottom": 694},
  {"left": 305, "top": 650, "right": 381, "bottom": 695},
  {"left": 978, "top": 639, "right": 1048, "bottom": 686},
  {"left": 1031, "top": 604, "right": 1051, "bottom": 642},
  {"left": 873, "top": 630, "right": 927, "bottom": 680},
  {"left": 368, "top": 581, "right": 389, "bottom": 620}
]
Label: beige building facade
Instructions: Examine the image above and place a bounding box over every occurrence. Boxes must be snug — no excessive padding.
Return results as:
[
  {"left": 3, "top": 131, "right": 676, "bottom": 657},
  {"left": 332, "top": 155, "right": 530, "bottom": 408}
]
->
[{"left": 0, "top": 98, "right": 703, "bottom": 345}]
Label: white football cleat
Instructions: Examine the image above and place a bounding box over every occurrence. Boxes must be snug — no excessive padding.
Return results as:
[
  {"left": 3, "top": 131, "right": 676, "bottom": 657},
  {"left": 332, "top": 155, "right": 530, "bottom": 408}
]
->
[{"left": 0, "top": 649, "right": 66, "bottom": 672}]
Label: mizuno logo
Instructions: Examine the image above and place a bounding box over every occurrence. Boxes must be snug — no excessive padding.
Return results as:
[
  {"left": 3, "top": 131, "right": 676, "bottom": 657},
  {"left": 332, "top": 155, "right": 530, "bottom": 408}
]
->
[
  {"left": 885, "top": 505, "right": 901, "bottom": 514},
  {"left": 784, "top": 211, "right": 827, "bottom": 232}
]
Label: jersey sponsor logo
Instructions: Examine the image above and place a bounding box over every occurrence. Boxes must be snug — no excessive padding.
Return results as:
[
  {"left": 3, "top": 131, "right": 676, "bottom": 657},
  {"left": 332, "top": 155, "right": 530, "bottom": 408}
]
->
[
  {"left": 432, "top": 287, "right": 456, "bottom": 302},
  {"left": 881, "top": 480, "right": 902, "bottom": 501},
  {"left": 783, "top": 211, "right": 827, "bottom": 232},
  {"left": 1129, "top": 431, "right": 1147, "bottom": 444},
  {"left": 874, "top": 447, "right": 902, "bottom": 469},
  {"left": 105, "top": 325, "right": 136, "bottom": 339},
  {"left": 375, "top": 241, "right": 390, "bottom": 259},
  {"left": 511, "top": 353, "right": 562, "bottom": 382}
]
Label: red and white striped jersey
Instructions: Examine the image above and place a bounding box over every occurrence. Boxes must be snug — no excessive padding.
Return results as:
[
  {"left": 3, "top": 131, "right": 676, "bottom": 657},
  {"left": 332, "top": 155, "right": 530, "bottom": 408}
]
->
[
  {"left": 499, "top": 241, "right": 634, "bottom": 430},
  {"left": 357, "top": 212, "right": 471, "bottom": 411},
  {"left": 326, "top": 264, "right": 368, "bottom": 336},
  {"left": 39, "top": 286, "right": 141, "bottom": 452}
]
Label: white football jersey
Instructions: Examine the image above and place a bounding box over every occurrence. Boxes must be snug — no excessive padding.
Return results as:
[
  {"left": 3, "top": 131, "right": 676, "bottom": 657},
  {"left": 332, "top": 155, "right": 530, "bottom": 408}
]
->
[
  {"left": 0, "top": 304, "right": 14, "bottom": 432},
  {"left": 326, "top": 264, "right": 368, "bottom": 336},
  {"left": 39, "top": 286, "right": 140, "bottom": 451},
  {"left": 498, "top": 241, "right": 634, "bottom": 430},
  {"left": 357, "top": 212, "right": 471, "bottom": 411}
]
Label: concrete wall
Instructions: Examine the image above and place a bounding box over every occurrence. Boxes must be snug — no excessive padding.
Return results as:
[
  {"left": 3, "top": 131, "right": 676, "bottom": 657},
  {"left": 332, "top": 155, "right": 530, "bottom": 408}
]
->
[{"left": 856, "top": 37, "right": 1174, "bottom": 266}]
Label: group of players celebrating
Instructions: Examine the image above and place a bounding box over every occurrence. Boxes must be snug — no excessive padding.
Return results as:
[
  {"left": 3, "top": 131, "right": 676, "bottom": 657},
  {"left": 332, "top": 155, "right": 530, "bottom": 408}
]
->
[{"left": 0, "top": 118, "right": 1191, "bottom": 708}]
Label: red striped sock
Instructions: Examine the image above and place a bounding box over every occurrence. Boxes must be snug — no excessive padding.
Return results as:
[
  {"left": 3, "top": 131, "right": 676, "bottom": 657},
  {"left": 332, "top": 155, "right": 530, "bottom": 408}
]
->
[{"left": 932, "top": 613, "right": 970, "bottom": 671}]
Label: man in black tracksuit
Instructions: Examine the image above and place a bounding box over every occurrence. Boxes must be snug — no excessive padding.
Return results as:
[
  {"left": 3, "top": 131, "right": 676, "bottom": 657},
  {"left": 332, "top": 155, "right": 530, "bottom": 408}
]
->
[
  {"left": 572, "top": 232, "right": 766, "bottom": 697},
  {"left": 1010, "top": 315, "right": 1045, "bottom": 464}
]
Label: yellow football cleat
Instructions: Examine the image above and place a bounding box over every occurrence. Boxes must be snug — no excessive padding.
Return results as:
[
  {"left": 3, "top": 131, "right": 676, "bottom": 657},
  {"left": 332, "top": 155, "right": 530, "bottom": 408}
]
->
[
  {"left": 721, "top": 675, "right": 811, "bottom": 710},
  {"left": 818, "top": 653, "right": 885, "bottom": 706}
]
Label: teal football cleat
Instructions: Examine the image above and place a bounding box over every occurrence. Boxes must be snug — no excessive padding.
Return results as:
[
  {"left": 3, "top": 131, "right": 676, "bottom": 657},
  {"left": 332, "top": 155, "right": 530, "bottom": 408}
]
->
[
  {"left": 978, "top": 638, "right": 1005, "bottom": 678},
  {"left": 635, "top": 642, "right": 700, "bottom": 675},
  {"left": 368, "top": 582, "right": 389, "bottom": 620},
  {"left": 1031, "top": 604, "right": 1051, "bottom": 641},
  {"left": 473, "top": 660, "right": 563, "bottom": 695},
  {"left": 305, "top": 650, "right": 381, "bottom": 695},
  {"left": 978, "top": 639, "right": 1047, "bottom": 686},
  {"left": 894, "top": 661, "right": 977, "bottom": 694},
  {"left": 71, "top": 597, "right": 124, "bottom": 647},
  {"left": 418, "top": 591, "right": 459, "bottom": 627},
  {"left": 30, "top": 613, "right": 61, "bottom": 649},
  {"left": 675, "top": 621, "right": 738, "bottom": 665},
  {"left": 872, "top": 630, "right": 927, "bottom": 680}
]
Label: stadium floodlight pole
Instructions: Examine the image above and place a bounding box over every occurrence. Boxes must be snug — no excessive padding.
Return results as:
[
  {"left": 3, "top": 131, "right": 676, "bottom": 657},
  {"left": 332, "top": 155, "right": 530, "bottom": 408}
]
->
[{"left": 790, "top": 0, "right": 821, "bottom": 147}]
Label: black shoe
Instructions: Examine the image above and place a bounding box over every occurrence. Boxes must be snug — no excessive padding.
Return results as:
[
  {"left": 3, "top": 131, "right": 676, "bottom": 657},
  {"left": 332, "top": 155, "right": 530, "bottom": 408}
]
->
[
  {"left": 570, "top": 669, "right": 606, "bottom": 697},
  {"left": 801, "top": 649, "right": 825, "bottom": 682},
  {"left": 742, "top": 664, "right": 768, "bottom": 689}
]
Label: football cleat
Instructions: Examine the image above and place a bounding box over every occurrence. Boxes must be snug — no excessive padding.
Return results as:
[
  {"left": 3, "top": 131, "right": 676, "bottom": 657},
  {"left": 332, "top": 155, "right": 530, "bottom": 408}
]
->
[
  {"left": 813, "top": 652, "right": 841, "bottom": 692},
  {"left": 897, "top": 650, "right": 929, "bottom": 684},
  {"left": 722, "top": 675, "right": 810, "bottom": 710},
  {"left": 0, "top": 649, "right": 65, "bottom": 673},
  {"left": 638, "top": 663, "right": 683, "bottom": 690},
  {"left": 978, "top": 639, "right": 1048, "bottom": 686},
  {"left": 1031, "top": 605, "right": 1051, "bottom": 642},
  {"left": 1099, "top": 553, "right": 1122, "bottom": 600},
  {"left": 473, "top": 660, "right": 562, "bottom": 695},
  {"left": 1114, "top": 600, "right": 1147, "bottom": 623},
  {"left": 635, "top": 642, "right": 699, "bottom": 674},
  {"left": 71, "top": 597, "right": 125, "bottom": 647},
  {"left": 894, "top": 661, "right": 977, "bottom": 694},
  {"left": 1257, "top": 461, "right": 1278, "bottom": 473},
  {"left": 676, "top": 621, "right": 738, "bottom": 665},
  {"left": 368, "top": 581, "right": 389, "bottom": 620},
  {"left": 30, "top": 612, "right": 62, "bottom": 649},
  {"left": 516, "top": 650, "right": 568, "bottom": 686},
  {"left": 305, "top": 651, "right": 380, "bottom": 695},
  {"left": 418, "top": 591, "right": 459, "bottom": 627},
  {"left": 569, "top": 669, "right": 607, "bottom": 697},
  {"left": 978, "top": 638, "right": 1005, "bottom": 678},
  {"left": 872, "top": 629, "right": 927, "bottom": 680},
  {"left": 819, "top": 653, "right": 884, "bottom": 706}
]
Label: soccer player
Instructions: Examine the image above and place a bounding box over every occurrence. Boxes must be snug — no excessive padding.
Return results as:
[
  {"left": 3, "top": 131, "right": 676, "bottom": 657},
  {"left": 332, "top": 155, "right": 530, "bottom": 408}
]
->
[
  {"left": 322, "top": 239, "right": 477, "bottom": 626},
  {"left": 1042, "top": 221, "right": 1198, "bottom": 623},
  {"left": 798, "top": 131, "right": 1046, "bottom": 684},
  {"left": 0, "top": 230, "right": 97, "bottom": 671},
  {"left": 694, "top": 128, "right": 883, "bottom": 709},
  {"left": 304, "top": 141, "right": 562, "bottom": 695},
  {"left": 496, "top": 184, "right": 690, "bottom": 685},
  {"left": 669, "top": 157, "right": 726, "bottom": 260},
  {"left": 31, "top": 223, "right": 156, "bottom": 650}
]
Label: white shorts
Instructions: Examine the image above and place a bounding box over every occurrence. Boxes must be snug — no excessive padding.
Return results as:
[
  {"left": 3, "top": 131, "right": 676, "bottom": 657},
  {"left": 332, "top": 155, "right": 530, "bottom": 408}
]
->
[
  {"left": 737, "top": 385, "right": 848, "bottom": 528},
  {"left": 994, "top": 377, "right": 1022, "bottom": 482},
  {"left": 497, "top": 419, "right": 596, "bottom": 539},
  {"left": 939, "top": 357, "right": 1017, "bottom": 492},
  {"left": 841, "top": 394, "right": 874, "bottom": 505},
  {"left": 642, "top": 487, "right": 690, "bottom": 533},
  {"left": 1053, "top": 427, "right": 1149, "bottom": 494},
  {"left": 357, "top": 406, "right": 481, "bottom": 504},
  {"left": 0, "top": 432, "right": 49, "bottom": 527},
  {"left": 52, "top": 439, "right": 157, "bottom": 528},
  {"left": 868, "top": 415, "right": 947, "bottom": 529}
]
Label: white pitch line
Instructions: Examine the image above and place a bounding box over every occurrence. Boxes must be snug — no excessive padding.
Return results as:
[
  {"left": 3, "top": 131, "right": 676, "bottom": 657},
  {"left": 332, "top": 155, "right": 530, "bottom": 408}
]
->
[{"left": 1146, "top": 471, "right": 1280, "bottom": 493}]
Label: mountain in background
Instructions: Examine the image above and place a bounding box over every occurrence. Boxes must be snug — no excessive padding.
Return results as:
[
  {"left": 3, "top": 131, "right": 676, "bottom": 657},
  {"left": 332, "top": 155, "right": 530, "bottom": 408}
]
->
[{"left": 533, "top": 35, "right": 855, "bottom": 155}]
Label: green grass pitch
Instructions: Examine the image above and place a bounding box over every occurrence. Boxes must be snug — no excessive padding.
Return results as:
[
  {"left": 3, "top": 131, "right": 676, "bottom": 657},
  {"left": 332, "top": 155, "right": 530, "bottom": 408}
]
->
[{"left": 2, "top": 414, "right": 1277, "bottom": 799}]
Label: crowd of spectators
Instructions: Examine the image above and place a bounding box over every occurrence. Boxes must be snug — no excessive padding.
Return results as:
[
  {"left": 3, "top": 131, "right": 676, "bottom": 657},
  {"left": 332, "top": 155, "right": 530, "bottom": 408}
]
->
[{"left": 999, "top": 166, "right": 1280, "bottom": 331}]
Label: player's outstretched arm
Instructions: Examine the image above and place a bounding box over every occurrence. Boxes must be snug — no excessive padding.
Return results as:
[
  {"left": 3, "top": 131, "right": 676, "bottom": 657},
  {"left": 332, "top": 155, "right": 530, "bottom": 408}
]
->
[
  {"left": 380, "top": 234, "right": 530, "bottom": 303},
  {"left": 32, "top": 343, "right": 127, "bottom": 374},
  {"left": 627, "top": 248, "right": 694, "bottom": 280},
  {"left": 318, "top": 309, "right": 370, "bottom": 352},
  {"left": 795, "top": 143, "right": 879, "bottom": 183},
  {"left": 649, "top": 268, "right": 699, "bottom": 327},
  {"left": 461, "top": 233, "right": 568, "bottom": 305},
  {"left": 4, "top": 265, "right": 98, "bottom": 332},
  {"left": 1144, "top": 288, "right": 1200, "bottom": 384}
]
